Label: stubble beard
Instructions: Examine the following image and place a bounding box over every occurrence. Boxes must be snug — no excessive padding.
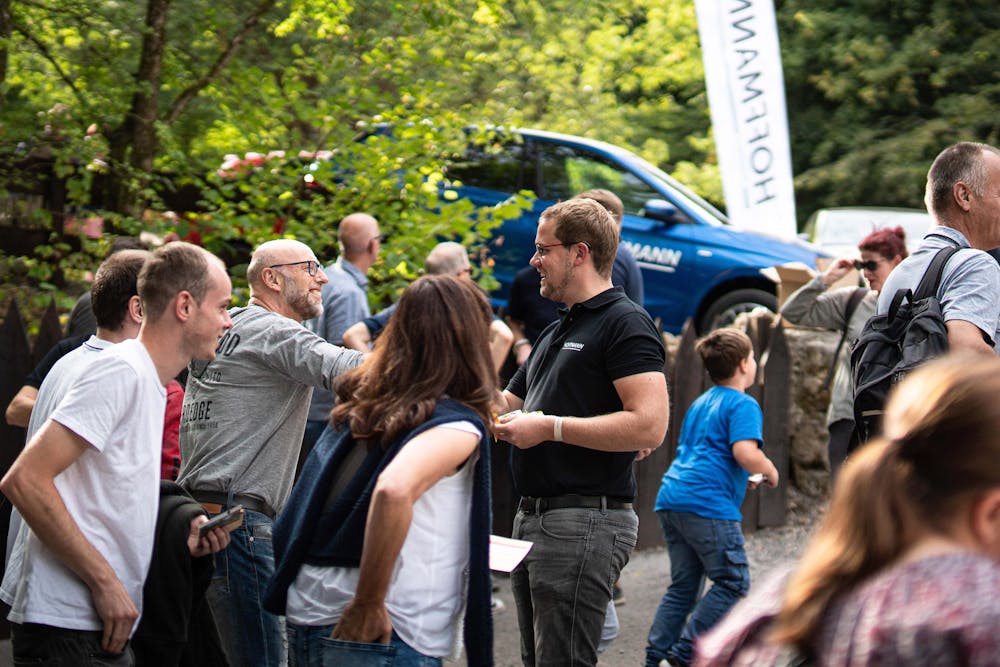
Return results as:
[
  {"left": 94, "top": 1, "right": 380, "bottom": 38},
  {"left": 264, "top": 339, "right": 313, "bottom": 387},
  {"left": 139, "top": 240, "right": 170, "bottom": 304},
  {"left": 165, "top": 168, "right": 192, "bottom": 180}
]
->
[{"left": 540, "top": 257, "right": 574, "bottom": 303}]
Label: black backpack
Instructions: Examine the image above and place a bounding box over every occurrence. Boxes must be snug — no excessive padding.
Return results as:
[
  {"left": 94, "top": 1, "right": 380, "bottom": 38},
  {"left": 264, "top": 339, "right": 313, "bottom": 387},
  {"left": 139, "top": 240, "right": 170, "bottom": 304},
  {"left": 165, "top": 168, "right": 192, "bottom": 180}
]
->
[{"left": 850, "top": 245, "right": 961, "bottom": 442}]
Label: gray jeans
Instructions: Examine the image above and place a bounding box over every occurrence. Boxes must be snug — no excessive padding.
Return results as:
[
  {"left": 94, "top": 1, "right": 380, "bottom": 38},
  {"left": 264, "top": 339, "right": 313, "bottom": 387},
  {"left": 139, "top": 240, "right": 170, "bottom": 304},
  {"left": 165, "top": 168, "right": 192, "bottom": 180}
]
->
[{"left": 511, "top": 506, "right": 638, "bottom": 666}]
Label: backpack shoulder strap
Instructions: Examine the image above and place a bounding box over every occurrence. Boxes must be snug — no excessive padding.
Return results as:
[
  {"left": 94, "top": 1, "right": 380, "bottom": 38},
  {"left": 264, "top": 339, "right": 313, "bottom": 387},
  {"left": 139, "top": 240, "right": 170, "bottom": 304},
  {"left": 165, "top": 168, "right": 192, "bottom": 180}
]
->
[
  {"left": 844, "top": 286, "right": 868, "bottom": 323},
  {"left": 823, "top": 287, "right": 868, "bottom": 391},
  {"left": 913, "top": 245, "right": 962, "bottom": 301}
]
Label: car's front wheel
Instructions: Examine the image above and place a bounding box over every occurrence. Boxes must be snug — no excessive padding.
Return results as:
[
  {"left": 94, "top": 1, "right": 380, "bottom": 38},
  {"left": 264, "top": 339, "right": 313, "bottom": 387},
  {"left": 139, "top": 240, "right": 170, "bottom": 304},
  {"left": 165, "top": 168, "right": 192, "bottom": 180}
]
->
[{"left": 698, "top": 288, "right": 777, "bottom": 333}]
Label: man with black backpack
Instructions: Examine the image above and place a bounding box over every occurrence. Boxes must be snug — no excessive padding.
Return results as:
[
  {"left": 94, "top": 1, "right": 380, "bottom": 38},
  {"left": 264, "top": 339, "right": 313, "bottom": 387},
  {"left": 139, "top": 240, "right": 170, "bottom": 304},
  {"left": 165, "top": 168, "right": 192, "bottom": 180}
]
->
[{"left": 852, "top": 142, "right": 1000, "bottom": 440}]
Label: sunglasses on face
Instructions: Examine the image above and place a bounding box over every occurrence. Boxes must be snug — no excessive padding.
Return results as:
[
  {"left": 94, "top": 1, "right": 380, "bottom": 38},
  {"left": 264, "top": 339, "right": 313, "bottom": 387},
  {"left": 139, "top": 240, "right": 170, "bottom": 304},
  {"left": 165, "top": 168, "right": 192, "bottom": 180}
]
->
[{"left": 853, "top": 259, "right": 884, "bottom": 272}]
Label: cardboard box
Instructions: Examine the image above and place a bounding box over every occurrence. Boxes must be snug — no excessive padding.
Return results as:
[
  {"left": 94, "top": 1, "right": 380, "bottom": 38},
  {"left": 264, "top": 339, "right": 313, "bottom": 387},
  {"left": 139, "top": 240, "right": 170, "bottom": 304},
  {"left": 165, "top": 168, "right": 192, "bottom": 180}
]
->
[{"left": 763, "top": 260, "right": 862, "bottom": 310}]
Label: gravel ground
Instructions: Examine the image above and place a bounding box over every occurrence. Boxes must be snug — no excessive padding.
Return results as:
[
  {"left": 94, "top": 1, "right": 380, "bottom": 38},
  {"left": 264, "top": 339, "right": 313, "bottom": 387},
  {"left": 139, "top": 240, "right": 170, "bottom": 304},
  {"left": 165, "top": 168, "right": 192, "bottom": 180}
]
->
[{"left": 458, "top": 487, "right": 829, "bottom": 667}]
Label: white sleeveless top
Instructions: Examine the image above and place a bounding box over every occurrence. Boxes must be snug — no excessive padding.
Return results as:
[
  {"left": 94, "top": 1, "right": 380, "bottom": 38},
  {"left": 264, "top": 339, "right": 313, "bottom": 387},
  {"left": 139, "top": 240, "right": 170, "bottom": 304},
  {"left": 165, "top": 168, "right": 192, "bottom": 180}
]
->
[{"left": 285, "top": 421, "right": 480, "bottom": 657}]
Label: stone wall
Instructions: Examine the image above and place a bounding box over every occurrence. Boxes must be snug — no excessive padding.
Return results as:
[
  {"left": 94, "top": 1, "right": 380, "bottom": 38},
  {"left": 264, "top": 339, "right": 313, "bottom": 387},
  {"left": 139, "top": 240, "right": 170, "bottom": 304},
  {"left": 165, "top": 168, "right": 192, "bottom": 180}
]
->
[{"left": 783, "top": 327, "right": 839, "bottom": 496}]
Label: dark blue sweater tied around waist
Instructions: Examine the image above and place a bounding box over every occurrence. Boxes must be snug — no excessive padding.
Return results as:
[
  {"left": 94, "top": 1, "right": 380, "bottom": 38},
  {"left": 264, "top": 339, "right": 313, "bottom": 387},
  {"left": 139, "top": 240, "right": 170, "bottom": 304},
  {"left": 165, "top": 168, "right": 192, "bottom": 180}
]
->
[{"left": 263, "top": 399, "right": 494, "bottom": 666}]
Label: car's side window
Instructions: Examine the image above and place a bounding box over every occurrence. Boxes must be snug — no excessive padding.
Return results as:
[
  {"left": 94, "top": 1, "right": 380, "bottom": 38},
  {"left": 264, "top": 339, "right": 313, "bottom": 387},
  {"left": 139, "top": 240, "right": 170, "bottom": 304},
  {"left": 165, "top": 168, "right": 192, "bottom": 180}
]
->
[
  {"left": 447, "top": 141, "right": 527, "bottom": 192},
  {"left": 530, "top": 141, "right": 671, "bottom": 218}
]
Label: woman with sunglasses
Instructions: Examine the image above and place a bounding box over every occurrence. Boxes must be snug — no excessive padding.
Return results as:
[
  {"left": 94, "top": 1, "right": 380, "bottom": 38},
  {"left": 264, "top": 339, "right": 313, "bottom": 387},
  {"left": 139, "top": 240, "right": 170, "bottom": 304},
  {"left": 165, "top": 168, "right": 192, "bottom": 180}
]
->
[
  {"left": 781, "top": 227, "right": 906, "bottom": 478},
  {"left": 264, "top": 274, "right": 497, "bottom": 666},
  {"left": 696, "top": 355, "right": 1000, "bottom": 666}
]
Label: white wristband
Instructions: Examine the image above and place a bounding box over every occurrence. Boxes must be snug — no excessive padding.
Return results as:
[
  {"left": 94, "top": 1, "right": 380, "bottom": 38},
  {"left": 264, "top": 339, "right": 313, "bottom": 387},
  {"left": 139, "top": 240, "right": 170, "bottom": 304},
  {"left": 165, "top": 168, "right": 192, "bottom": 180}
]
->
[{"left": 553, "top": 416, "right": 563, "bottom": 443}]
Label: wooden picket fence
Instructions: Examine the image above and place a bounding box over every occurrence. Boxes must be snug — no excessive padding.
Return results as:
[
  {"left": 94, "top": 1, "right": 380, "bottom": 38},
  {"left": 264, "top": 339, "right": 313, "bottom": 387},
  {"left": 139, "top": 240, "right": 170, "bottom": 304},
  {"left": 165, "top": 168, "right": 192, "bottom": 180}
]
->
[
  {"left": 0, "top": 300, "right": 791, "bottom": 554},
  {"left": 0, "top": 299, "right": 64, "bottom": 477}
]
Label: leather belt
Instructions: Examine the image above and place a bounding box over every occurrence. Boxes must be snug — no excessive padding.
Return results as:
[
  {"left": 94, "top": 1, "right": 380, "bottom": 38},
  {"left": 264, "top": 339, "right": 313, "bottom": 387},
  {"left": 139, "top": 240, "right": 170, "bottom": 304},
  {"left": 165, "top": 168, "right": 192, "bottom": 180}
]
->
[
  {"left": 189, "top": 489, "right": 275, "bottom": 520},
  {"left": 519, "top": 494, "right": 633, "bottom": 514}
]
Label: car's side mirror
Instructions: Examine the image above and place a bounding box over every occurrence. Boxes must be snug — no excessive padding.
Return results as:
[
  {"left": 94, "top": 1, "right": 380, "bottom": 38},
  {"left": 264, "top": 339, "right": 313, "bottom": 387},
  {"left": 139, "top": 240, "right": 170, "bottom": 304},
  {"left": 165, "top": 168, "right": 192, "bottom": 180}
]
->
[{"left": 642, "top": 199, "right": 679, "bottom": 223}]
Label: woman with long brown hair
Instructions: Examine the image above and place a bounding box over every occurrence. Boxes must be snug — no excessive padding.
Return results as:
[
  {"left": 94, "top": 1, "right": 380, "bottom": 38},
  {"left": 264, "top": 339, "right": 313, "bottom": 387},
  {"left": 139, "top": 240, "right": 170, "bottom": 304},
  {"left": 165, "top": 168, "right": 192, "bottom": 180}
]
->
[
  {"left": 264, "top": 274, "right": 498, "bottom": 666},
  {"left": 697, "top": 354, "right": 1000, "bottom": 666}
]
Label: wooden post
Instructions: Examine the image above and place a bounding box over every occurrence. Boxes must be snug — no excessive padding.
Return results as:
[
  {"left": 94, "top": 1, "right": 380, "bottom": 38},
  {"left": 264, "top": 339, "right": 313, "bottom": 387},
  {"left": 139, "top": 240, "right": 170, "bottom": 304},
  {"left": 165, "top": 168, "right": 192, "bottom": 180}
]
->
[{"left": 758, "top": 318, "right": 790, "bottom": 526}]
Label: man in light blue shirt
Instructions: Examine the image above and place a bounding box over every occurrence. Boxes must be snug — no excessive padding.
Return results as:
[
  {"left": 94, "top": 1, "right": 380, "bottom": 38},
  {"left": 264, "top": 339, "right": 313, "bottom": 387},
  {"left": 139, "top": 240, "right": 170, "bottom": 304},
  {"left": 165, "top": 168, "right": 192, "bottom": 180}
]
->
[
  {"left": 877, "top": 142, "right": 1000, "bottom": 355},
  {"left": 303, "top": 213, "right": 382, "bottom": 454}
]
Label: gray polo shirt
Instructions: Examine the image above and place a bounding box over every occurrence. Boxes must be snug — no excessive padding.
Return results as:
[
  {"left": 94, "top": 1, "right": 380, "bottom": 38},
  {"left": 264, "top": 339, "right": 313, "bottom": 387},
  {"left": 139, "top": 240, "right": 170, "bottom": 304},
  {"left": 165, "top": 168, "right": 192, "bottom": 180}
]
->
[{"left": 876, "top": 226, "right": 1000, "bottom": 351}]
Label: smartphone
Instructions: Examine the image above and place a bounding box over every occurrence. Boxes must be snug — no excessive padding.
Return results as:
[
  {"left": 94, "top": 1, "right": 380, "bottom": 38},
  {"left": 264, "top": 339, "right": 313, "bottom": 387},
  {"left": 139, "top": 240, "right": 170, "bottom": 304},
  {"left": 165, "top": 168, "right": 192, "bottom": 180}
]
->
[
  {"left": 748, "top": 473, "right": 765, "bottom": 485},
  {"left": 199, "top": 504, "right": 245, "bottom": 537}
]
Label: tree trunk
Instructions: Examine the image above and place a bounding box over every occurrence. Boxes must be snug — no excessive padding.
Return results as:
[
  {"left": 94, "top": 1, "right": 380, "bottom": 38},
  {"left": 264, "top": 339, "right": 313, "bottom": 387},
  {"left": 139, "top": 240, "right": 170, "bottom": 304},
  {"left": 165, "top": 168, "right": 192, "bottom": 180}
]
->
[
  {"left": 0, "top": 0, "right": 10, "bottom": 94},
  {"left": 105, "top": 0, "right": 171, "bottom": 216}
]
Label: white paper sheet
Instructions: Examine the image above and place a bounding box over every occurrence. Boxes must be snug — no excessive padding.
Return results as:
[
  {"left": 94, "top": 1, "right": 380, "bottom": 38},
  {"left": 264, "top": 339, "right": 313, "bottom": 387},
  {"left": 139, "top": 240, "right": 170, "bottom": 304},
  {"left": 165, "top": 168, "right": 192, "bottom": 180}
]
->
[{"left": 489, "top": 534, "right": 533, "bottom": 572}]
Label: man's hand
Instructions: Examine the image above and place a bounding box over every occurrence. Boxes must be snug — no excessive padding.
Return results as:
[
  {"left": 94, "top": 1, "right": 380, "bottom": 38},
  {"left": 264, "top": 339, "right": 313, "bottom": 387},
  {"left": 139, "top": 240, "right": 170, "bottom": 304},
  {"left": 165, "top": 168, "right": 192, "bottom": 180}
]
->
[
  {"left": 331, "top": 599, "right": 392, "bottom": 645},
  {"left": 634, "top": 448, "right": 654, "bottom": 462},
  {"left": 492, "top": 411, "right": 552, "bottom": 449},
  {"left": 186, "top": 515, "right": 234, "bottom": 558},
  {"left": 92, "top": 577, "right": 139, "bottom": 654}
]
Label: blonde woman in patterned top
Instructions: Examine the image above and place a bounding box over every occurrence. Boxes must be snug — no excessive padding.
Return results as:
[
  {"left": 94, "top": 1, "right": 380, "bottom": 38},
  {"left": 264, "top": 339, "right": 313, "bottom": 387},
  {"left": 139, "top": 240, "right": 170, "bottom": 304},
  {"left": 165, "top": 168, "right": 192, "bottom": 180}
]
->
[{"left": 696, "top": 353, "right": 1000, "bottom": 666}]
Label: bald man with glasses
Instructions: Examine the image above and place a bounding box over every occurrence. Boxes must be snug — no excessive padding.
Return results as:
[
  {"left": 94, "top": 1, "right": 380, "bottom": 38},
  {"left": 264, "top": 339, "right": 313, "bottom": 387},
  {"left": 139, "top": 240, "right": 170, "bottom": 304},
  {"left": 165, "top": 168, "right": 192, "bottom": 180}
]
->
[{"left": 177, "top": 239, "right": 363, "bottom": 667}]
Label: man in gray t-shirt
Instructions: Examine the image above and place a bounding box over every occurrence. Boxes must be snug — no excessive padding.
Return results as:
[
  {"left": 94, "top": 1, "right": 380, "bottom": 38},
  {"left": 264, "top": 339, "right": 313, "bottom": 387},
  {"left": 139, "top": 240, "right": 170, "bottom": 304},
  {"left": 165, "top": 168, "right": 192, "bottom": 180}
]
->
[
  {"left": 877, "top": 142, "right": 1000, "bottom": 355},
  {"left": 178, "top": 239, "right": 363, "bottom": 667}
]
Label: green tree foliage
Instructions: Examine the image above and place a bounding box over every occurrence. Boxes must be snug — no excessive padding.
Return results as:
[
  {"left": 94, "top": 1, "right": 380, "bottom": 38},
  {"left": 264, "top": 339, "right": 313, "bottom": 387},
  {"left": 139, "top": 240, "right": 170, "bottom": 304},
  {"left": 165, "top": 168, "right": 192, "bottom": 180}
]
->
[
  {"left": 778, "top": 0, "right": 1000, "bottom": 219},
  {"left": 0, "top": 0, "right": 532, "bottom": 318},
  {"left": 6, "top": 0, "right": 1000, "bottom": 330}
]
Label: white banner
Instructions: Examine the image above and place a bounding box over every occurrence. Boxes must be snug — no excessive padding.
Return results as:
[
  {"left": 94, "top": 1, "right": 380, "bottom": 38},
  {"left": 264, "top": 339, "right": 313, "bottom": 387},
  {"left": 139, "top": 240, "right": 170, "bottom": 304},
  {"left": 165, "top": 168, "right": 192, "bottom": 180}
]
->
[{"left": 695, "top": 0, "right": 797, "bottom": 238}]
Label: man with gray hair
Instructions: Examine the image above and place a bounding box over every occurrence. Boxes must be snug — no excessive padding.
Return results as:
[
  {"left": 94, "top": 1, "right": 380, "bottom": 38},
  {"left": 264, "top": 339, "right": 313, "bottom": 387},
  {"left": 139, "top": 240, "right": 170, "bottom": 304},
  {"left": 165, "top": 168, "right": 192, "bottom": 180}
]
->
[
  {"left": 341, "top": 241, "right": 514, "bottom": 371},
  {"left": 303, "top": 213, "right": 382, "bottom": 452},
  {"left": 177, "top": 238, "right": 363, "bottom": 667},
  {"left": 876, "top": 141, "right": 1000, "bottom": 354}
]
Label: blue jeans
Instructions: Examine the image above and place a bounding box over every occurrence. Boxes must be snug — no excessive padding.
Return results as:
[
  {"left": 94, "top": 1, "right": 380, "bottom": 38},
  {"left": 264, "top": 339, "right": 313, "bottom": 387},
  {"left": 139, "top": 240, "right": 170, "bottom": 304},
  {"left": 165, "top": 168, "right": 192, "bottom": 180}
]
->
[
  {"left": 11, "top": 622, "right": 133, "bottom": 666},
  {"left": 511, "top": 506, "right": 637, "bottom": 666},
  {"left": 207, "top": 509, "right": 287, "bottom": 667},
  {"left": 287, "top": 623, "right": 440, "bottom": 667},
  {"left": 645, "top": 510, "right": 749, "bottom": 667}
]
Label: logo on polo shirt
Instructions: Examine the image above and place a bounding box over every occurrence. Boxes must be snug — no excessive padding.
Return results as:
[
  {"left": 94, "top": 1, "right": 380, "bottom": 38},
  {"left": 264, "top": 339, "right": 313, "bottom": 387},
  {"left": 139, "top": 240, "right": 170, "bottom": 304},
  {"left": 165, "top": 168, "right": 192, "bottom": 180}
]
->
[{"left": 562, "top": 341, "right": 584, "bottom": 352}]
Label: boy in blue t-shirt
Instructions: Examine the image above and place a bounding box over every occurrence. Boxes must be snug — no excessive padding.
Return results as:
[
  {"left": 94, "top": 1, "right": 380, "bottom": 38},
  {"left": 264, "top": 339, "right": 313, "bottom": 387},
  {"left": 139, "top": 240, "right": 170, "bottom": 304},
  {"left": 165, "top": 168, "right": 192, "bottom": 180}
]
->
[{"left": 645, "top": 328, "right": 779, "bottom": 667}]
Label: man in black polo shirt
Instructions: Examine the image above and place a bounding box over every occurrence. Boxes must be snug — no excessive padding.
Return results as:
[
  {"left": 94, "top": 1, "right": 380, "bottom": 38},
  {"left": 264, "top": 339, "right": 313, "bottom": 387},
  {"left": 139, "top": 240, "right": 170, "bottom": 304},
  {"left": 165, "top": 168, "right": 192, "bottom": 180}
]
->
[{"left": 494, "top": 198, "right": 669, "bottom": 666}]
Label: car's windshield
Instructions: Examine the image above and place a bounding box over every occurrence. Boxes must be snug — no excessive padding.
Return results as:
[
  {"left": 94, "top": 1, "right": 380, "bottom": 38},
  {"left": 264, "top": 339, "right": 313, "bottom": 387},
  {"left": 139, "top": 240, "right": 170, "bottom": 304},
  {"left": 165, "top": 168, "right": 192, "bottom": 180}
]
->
[
  {"left": 817, "top": 210, "right": 931, "bottom": 252},
  {"left": 631, "top": 157, "right": 730, "bottom": 227}
]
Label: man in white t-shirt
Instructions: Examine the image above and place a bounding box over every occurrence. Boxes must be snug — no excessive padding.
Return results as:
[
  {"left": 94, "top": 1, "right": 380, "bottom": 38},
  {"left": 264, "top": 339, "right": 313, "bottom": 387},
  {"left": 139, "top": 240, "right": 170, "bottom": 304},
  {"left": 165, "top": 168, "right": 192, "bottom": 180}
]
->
[
  {"left": 2, "top": 248, "right": 148, "bottom": 571},
  {"left": 0, "top": 242, "right": 235, "bottom": 665}
]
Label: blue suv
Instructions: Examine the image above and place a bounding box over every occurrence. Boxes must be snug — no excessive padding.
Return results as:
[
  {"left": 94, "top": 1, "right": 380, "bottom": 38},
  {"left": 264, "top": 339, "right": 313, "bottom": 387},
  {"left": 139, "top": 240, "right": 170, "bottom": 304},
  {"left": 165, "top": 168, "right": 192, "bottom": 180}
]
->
[{"left": 447, "top": 128, "right": 826, "bottom": 333}]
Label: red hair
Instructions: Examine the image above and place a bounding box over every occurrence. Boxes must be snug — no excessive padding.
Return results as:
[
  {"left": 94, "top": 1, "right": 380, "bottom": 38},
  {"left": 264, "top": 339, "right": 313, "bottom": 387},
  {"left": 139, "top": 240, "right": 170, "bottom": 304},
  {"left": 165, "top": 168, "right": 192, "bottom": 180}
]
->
[{"left": 858, "top": 226, "right": 907, "bottom": 260}]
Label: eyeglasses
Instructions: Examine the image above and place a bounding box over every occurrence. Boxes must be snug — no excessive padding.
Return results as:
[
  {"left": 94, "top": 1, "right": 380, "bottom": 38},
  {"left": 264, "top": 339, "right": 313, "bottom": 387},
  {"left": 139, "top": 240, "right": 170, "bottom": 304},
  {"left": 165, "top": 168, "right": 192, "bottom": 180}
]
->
[
  {"left": 456, "top": 267, "right": 472, "bottom": 276},
  {"left": 853, "top": 259, "right": 885, "bottom": 272},
  {"left": 371, "top": 233, "right": 388, "bottom": 243},
  {"left": 268, "top": 260, "right": 320, "bottom": 276},
  {"left": 534, "top": 241, "right": 590, "bottom": 257}
]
